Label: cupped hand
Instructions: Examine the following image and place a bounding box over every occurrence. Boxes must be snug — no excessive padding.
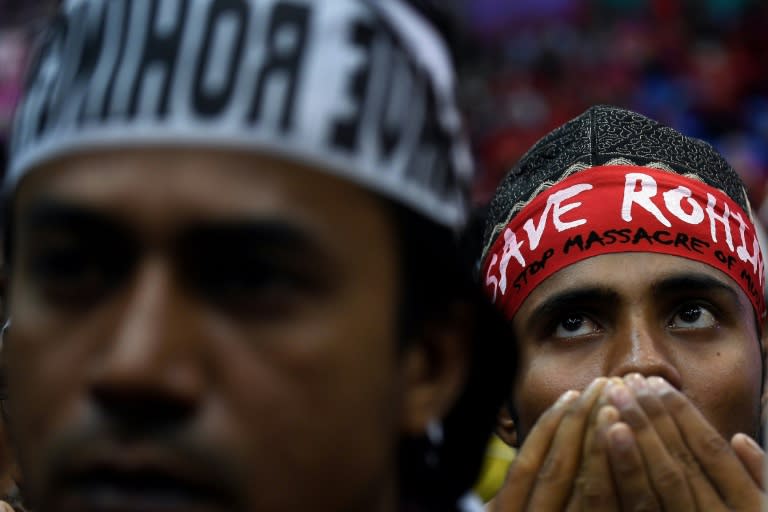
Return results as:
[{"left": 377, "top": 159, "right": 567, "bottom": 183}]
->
[
  {"left": 491, "top": 378, "right": 608, "bottom": 511},
  {"left": 603, "top": 374, "right": 765, "bottom": 511}
]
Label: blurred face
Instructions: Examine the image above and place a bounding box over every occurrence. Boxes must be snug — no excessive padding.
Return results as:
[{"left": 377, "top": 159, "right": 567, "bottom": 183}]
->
[
  {"left": 511, "top": 253, "right": 763, "bottom": 442},
  {"left": 5, "top": 149, "right": 412, "bottom": 512}
]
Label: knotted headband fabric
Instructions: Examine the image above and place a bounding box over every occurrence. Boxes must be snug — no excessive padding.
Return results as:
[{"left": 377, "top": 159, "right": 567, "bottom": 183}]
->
[
  {"left": 482, "top": 165, "right": 766, "bottom": 320},
  {"left": 7, "top": 0, "right": 473, "bottom": 230}
]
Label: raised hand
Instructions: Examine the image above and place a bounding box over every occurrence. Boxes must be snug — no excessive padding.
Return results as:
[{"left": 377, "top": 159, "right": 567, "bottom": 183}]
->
[
  {"left": 491, "top": 378, "right": 607, "bottom": 511},
  {"left": 603, "top": 374, "right": 765, "bottom": 511}
]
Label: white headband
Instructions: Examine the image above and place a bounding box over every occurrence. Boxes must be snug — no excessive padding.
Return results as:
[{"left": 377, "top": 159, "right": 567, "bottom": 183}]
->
[{"left": 8, "top": 0, "right": 472, "bottom": 229}]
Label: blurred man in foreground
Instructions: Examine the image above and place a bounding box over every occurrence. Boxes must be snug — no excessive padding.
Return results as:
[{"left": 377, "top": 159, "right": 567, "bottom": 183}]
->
[
  {"left": 1, "top": 1, "right": 513, "bottom": 511},
  {"left": 482, "top": 105, "right": 766, "bottom": 510}
]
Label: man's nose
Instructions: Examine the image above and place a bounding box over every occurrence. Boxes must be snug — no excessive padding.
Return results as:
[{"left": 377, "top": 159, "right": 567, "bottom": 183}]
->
[
  {"left": 606, "top": 314, "right": 682, "bottom": 387},
  {"left": 88, "top": 258, "right": 205, "bottom": 430}
]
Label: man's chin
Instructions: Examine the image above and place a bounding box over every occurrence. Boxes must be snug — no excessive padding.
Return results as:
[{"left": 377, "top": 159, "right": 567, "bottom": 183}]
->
[
  {"left": 41, "top": 462, "right": 239, "bottom": 512},
  {"left": 30, "top": 435, "right": 247, "bottom": 512}
]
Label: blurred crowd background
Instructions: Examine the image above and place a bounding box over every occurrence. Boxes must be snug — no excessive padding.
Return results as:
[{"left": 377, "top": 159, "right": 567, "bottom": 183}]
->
[
  {"left": 0, "top": 0, "right": 55, "bottom": 170},
  {"left": 459, "top": 0, "right": 768, "bottom": 217},
  {"left": 1, "top": 0, "right": 768, "bottom": 218}
]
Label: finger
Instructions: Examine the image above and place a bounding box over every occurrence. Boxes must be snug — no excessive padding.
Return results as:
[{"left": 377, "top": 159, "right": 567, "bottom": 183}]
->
[
  {"left": 526, "top": 377, "right": 609, "bottom": 511},
  {"left": 638, "top": 376, "right": 723, "bottom": 509},
  {"left": 582, "top": 377, "right": 622, "bottom": 458},
  {"left": 605, "top": 422, "right": 660, "bottom": 511},
  {"left": 616, "top": 375, "right": 696, "bottom": 510},
  {"left": 576, "top": 404, "right": 621, "bottom": 511},
  {"left": 656, "top": 378, "right": 761, "bottom": 509},
  {"left": 563, "top": 498, "right": 581, "bottom": 512},
  {"left": 567, "top": 379, "right": 621, "bottom": 512},
  {"left": 492, "top": 389, "right": 580, "bottom": 511},
  {"left": 565, "top": 400, "right": 619, "bottom": 512},
  {"left": 731, "top": 433, "right": 764, "bottom": 489}
]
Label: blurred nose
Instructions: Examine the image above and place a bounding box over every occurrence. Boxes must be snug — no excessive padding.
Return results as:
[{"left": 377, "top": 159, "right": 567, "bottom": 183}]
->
[
  {"left": 88, "top": 258, "right": 204, "bottom": 430},
  {"left": 606, "top": 313, "right": 682, "bottom": 388}
]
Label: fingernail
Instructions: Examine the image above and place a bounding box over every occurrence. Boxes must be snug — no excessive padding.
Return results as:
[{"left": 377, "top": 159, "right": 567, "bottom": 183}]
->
[
  {"left": 606, "top": 377, "right": 624, "bottom": 392},
  {"left": 597, "top": 405, "right": 619, "bottom": 426},
  {"left": 585, "top": 377, "right": 608, "bottom": 396},
  {"left": 609, "top": 383, "right": 633, "bottom": 410},
  {"left": 736, "top": 433, "right": 762, "bottom": 453},
  {"left": 556, "top": 390, "right": 580, "bottom": 407},
  {"left": 609, "top": 424, "right": 634, "bottom": 451},
  {"left": 600, "top": 378, "right": 618, "bottom": 398},
  {"left": 624, "top": 373, "right": 647, "bottom": 393},
  {"left": 647, "top": 376, "right": 671, "bottom": 394}
]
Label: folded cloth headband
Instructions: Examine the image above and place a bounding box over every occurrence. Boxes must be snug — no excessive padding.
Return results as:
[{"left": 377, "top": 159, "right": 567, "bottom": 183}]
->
[
  {"left": 482, "top": 165, "right": 766, "bottom": 320},
  {"left": 8, "top": 0, "right": 472, "bottom": 230}
]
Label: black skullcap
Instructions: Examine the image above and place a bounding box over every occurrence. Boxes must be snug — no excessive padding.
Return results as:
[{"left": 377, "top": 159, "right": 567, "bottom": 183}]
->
[{"left": 483, "top": 105, "right": 751, "bottom": 255}]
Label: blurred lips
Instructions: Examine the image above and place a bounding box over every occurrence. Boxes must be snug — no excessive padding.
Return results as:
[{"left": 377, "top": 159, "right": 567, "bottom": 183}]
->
[{"left": 44, "top": 442, "right": 241, "bottom": 512}]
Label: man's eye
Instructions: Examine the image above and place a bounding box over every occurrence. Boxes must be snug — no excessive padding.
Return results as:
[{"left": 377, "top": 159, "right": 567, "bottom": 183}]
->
[
  {"left": 29, "top": 248, "right": 122, "bottom": 305},
  {"left": 196, "top": 263, "right": 322, "bottom": 314},
  {"left": 212, "top": 268, "right": 294, "bottom": 296},
  {"left": 553, "top": 314, "right": 601, "bottom": 339},
  {"left": 669, "top": 304, "right": 717, "bottom": 330}
]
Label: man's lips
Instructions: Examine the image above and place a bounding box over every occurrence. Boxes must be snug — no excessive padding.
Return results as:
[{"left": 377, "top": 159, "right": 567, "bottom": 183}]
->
[{"left": 46, "top": 444, "right": 240, "bottom": 512}]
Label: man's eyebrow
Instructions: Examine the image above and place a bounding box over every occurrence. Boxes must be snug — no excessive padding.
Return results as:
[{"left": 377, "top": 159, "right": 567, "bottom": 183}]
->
[
  {"left": 18, "top": 199, "right": 124, "bottom": 234},
  {"left": 180, "top": 220, "right": 334, "bottom": 261},
  {"left": 651, "top": 273, "right": 742, "bottom": 304},
  {"left": 18, "top": 200, "right": 337, "bottom": 267},
  {"left": 524, "top": 287, "right": 620, "bottom": 332},
  {"left": 178, "top": 220, "right": 341, "bottom": 286}
]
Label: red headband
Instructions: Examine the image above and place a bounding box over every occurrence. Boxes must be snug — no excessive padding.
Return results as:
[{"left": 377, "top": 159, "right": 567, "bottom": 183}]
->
[{"left": 482, "top": 165, "right": 766, "bottom": 320}]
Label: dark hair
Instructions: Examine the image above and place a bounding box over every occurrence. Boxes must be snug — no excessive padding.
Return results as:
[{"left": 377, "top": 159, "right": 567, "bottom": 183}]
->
[
  {"left": 386, "top": 7, "right": 515, "bottom": 506},
  {"left": 395, "top": 205, "right": 516, "bottom": 511}
]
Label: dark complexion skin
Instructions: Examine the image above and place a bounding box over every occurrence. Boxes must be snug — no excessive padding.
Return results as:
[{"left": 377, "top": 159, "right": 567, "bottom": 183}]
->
[
  {"left": 509, "top": 253, "right": 762, "bottom": 443},
  {"left": 489, "top": 253, "right": 765, "bottom": 511},
  {"left": 4, "top": 149, "right": 468, "bottom": 512}
]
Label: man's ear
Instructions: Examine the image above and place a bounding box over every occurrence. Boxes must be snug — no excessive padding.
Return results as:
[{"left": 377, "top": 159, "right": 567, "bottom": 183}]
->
[
  {"left": 399, "top": 302, "right": 472, "bottom": 435},
  {"left": 496, "top": 403, "right": 518, "bottom": 448}
]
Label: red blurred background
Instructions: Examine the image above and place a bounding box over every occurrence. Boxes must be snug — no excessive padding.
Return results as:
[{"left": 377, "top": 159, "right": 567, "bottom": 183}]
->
[{"left": 459, "top": 0, "right": 768, "bottom": 222}]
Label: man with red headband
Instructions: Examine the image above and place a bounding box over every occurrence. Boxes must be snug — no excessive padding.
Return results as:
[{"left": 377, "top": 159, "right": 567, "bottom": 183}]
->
[{"left": 481, "top": 105, "right": 766, "bottom": 510}]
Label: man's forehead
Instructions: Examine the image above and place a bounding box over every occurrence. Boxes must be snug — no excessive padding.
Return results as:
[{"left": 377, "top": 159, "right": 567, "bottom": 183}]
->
[
  {"left": 18, "top": 148, "right": 374, "bottom": 209},
  {"left": 12, "top": 148, "right": 395, "bottom": 248}
]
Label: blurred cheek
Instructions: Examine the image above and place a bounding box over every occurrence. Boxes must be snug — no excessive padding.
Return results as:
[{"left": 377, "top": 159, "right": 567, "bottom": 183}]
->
[
  {"left": 5, "top": 327, "right": 62, "bottom": 438},
  {"left": 4, "top": 329, "right": 75, "bottom": 493}
]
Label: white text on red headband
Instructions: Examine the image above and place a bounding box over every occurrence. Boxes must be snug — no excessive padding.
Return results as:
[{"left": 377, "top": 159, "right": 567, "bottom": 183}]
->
[{"left": 483, "top": 165, "right": 766, "bottom": 320}]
